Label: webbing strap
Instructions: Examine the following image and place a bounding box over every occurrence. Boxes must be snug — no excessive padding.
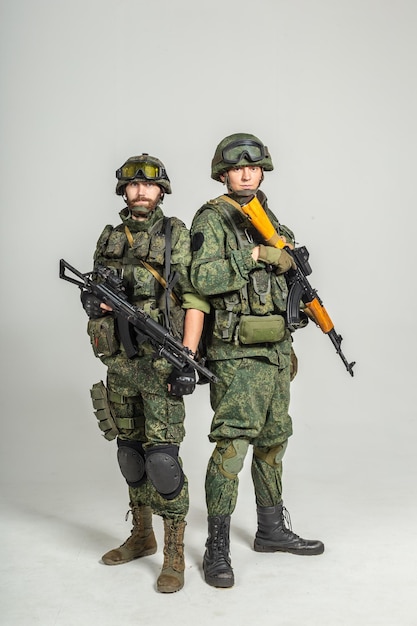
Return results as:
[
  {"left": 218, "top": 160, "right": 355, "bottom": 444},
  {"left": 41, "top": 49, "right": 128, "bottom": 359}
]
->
[
  {"left": 114, "top": 416, "right": 137, "bottom": 429},
  {"left": 219, "top": 194, "right": 242, "bottom": 211},
  {"left": 124, "top": 223, "right": 180, "bottom": 307},
  {"left": 108, "top": 390, "right": 141, "bottom": 404}
]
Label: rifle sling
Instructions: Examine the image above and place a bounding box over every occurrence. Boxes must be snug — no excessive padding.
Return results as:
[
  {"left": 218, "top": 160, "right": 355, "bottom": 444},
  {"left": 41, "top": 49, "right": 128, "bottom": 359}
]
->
[{"left": 220, "top": 194, "right": 282, "bottom": 247}]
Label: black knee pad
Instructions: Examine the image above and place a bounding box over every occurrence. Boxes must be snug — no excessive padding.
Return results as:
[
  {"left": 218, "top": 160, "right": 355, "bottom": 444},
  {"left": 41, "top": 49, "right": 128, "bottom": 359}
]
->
[
  {"left": 117, "top": 439, "right": 146, "bottom": 487},
  {"left": 145, "top": 445, "right": 184, "bottom": 500}
]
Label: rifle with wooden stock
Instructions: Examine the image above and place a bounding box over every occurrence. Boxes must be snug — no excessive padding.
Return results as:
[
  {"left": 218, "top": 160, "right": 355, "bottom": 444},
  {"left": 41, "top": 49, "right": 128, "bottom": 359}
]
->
[{"left": 237, "top": 196, "right": 355, "bottom": 377}]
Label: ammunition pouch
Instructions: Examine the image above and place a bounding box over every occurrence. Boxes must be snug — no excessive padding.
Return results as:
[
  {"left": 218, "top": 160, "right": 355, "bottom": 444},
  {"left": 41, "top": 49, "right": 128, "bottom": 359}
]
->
[
  {"left": 87, "top": 316, "right": 120, "bottom": 357},
  {"left": 213, "top": 304, "right": 239, "bottom": 342},
  {"left": 90, "top": 381, "right": 119, "bottom": 441},
  {"left": 238, "top": 314, "right": 286, "bottom": 345}
]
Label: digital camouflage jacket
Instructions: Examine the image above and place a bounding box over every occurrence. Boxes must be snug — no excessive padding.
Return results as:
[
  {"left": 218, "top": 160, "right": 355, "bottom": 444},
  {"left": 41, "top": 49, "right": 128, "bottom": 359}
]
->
[{"left": 190, "top": 193, "right": 294, "bottom": 365}]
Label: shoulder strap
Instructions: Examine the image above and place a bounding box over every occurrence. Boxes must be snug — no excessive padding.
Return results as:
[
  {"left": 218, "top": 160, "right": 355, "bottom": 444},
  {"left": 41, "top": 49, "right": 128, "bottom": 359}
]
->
[
  {"left": 124, "top": 221, "right": 180, "bottom": 307},
  {"left": 163, "top": 217, "right": 181, "bottom": 330},
  {"left": 219, "top": 194, "right": 242, "bottom": 211},
  {"left": 216, "top": 196, "right": 256, "bottom": 249}
]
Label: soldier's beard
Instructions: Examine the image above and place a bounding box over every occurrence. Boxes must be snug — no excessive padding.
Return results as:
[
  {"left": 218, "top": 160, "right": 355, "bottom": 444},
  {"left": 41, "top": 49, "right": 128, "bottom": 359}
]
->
[{"left": 129, "top": 197, "right": 159, "bottom": 217}]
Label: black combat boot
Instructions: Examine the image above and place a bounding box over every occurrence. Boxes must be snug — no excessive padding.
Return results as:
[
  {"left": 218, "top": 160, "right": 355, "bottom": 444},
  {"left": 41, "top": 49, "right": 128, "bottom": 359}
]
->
[
  {"left": 254, "top": 503, "right": 324, "bottom": 555},
  {"left": 203, "top": 515, "right": 234, "bottom": 588}
]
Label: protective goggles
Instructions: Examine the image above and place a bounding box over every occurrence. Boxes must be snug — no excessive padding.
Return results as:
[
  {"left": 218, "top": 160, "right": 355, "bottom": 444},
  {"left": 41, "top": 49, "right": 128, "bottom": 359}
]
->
[
  {"left": 116, "top": 161, "right": 166, "bottom": 181},
  {"left": 221, "top": 139, "right": 267, "bottom": 164}
]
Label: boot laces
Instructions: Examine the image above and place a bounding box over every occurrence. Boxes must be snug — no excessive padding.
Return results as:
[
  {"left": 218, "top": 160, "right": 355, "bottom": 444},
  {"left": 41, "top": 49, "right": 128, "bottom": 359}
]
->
[
  {"left": 210, "top": 519, "right": 231, "bottom": 565},
  {"left": 163, "top": 522, "right": 184, "bottom": 570},
  {"left": 281, "top": 506, "right": 301, "bottom": 540},
  {"left": 282, "top": 506, "right": 292, "bottom": 531},
  {"left": 212, "top": 520, "right": 227, "bottom": 549},
  {"left": 166, "top": 527, "right": 177, "bottom": 556}
]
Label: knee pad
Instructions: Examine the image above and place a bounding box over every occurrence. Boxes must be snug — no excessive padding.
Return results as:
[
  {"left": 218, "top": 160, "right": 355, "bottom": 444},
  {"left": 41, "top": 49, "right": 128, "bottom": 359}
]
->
[
  {"left": 117, "top": 439, "right": 146, "bottom": 487},
  {"left": 253, "top": 441, "right": 288, "bottom": 468},
  {"left": 213, "top": 439, "right": 249, "bottom": 480},
  {"left": 145, "top": 445, "right": 184, "bottom": 500}
]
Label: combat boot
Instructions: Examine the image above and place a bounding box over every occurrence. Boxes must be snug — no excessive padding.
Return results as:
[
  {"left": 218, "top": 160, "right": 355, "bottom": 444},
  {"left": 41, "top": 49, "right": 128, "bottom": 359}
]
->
[
  {"left": 102, "top": 504, "right": 157, "bottom": 565},
  {"left": 254, "top": 503, "right": 324, "bottom": 555},
  {"left": 203, "top": 515, "right": 234, "bottom": 588},
  {"left": 156, "top": 519, "right": 186, "bottom": 593}
]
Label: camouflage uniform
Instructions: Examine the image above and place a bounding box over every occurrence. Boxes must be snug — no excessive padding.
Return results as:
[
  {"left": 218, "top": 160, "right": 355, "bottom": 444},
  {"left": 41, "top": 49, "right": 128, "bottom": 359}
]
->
[
  {"left": 190, "top": 133, "right": 324, "bottom": 589},
  {"left": 84, "top": 154, "right": 209, "bottom": 593},
  {"left": 90, "top": 205, "right": 202, "bottom": 519},
  {"left": 191, "top": 193, "right": 294, "bottom": 514}
]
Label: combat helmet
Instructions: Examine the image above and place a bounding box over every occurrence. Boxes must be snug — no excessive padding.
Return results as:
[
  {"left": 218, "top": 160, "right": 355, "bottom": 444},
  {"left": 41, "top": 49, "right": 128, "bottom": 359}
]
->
[
  {"left": 115, "top": 153, "right": 172, "bottom": 195},
  {"left": 211, "top": 133, "right": 274, "bottom": 181}
]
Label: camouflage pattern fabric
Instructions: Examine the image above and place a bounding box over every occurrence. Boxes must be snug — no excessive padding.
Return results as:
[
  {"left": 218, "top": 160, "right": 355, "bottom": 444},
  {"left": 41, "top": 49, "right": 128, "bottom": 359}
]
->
[
  {"left": 190, "top": 195, "right": 294, "bottom": 363},
  {"left": 204, "top": 356, "right": 292, "bottom": 515},
  {"left": 190, "top": 192, "right": 295, "bottom": 516},
  {"left": 102, "top": 354, "right": 185, "bottom": 443},
  {"left": 94, "top": 206, "right": 198, "bottom": 334},
  {"left": 100, "top": 328, "right": 189, "bottom": 520},
  {"left": 87, "top": 203, "right": 204, "bottom": 521}
]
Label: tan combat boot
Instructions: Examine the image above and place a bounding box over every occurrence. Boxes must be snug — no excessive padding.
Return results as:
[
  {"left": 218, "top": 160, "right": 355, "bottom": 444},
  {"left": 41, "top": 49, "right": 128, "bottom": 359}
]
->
[
  {"left": 102, "top": 504, "right": 157, "bottom": 565},
  {"left": 156, "top": 519, "right": 186, "bottom": 593}
]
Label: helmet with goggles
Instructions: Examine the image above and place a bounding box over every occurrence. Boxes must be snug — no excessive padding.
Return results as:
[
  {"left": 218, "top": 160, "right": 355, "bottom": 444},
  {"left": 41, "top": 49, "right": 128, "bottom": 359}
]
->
[
  {"left": 115, "top": 153, "right": 172, "bottom": 195},
  {"left": 211, "top": 133, "right": 274, "bottom": 181}
]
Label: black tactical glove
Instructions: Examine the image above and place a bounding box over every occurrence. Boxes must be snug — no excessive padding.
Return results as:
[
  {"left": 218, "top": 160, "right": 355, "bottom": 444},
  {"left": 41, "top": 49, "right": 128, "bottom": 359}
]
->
[
  {"left": 167, "top": 364, "right": 196, "bottom": 397},
  {"left": 257, "top": 244, "right": 296, "bottom": 274},
  {"left": 80, "top": 290, "right": 107, "bottom": 319}
]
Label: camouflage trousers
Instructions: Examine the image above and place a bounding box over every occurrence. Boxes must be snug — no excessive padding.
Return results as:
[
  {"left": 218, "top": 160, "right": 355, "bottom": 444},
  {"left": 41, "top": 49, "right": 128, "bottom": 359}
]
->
[
  {"left": 102, "top": 352, "right": 189, "bottom": 521},
  {"left": 206, "top": 356, "right": 293, "bottom": 515}
]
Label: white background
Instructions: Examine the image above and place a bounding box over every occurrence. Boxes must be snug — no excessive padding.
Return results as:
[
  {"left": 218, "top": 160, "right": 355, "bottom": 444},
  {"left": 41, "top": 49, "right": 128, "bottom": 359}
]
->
[{"left": 1, "top": 1, "right": 416, "bottom": 625}]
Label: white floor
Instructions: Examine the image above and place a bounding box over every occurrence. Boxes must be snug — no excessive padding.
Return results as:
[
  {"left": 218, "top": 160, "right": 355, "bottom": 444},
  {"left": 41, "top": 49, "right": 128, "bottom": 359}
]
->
[{"left": 2, "top": 459, "right": 416, "bottom": 626}]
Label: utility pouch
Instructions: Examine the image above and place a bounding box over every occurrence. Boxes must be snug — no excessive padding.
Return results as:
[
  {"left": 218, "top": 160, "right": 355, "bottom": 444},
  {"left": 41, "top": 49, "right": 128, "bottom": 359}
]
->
[
  {"left": 90, "top": 381, "right": 119, "bottom": 441},
  {"left": 214, "top": 309, "right": 239, "bottom": 341},
  {"left": 87, "top": 316, "right": 120, "bottom": 357},
  {"left": 238, "top": 314, "right": 286, "bottom": 345}
]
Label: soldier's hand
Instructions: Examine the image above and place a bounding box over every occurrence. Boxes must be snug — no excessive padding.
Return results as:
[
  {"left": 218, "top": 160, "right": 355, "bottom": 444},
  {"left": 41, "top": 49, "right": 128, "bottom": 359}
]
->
[
  {"left": 257, "top": 244, "right": 296, "bottom": 274},
  {"left": 167, "top": 364, "right": 196, "bottom": 397},
  {"left": 80, "top": 291, "right": 109, "bottom": 319}
]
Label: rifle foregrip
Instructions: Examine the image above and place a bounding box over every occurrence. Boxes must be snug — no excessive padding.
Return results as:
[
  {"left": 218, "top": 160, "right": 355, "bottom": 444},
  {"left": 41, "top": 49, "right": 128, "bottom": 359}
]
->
[{"left": 305, "top": 299, "right": 334, "bottom": 334}]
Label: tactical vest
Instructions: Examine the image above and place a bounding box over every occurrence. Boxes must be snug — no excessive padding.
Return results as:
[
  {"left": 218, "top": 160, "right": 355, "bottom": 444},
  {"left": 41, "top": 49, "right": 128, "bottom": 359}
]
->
[
  {"left": 198, "top": 197, "right": 291, "bottom": 343},
  {"left": 93, "top": 213, "right": 185, "bottom": 339}
]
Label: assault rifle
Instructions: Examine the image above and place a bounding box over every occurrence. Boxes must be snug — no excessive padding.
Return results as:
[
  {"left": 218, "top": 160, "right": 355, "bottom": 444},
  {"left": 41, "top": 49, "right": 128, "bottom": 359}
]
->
[
  {"left": 237, "top": 197, "right": 355, "bottom": 377},
  {"left": 59, "top": 259, "right": 218, "bottom": 384}
]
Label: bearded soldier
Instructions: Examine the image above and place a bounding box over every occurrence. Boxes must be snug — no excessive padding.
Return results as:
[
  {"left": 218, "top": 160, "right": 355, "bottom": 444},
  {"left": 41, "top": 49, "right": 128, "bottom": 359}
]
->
[
  {"left": 80, "top": 153, "right": 209, "bottom": 593},
  {"left": 190, "top": 133, "right": 324, "bottom": 588}
]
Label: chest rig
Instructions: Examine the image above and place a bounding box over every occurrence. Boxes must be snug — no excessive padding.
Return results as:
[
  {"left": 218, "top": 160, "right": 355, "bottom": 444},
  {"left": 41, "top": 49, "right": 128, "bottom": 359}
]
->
[
  {"left": 95, "top": 214, "right": 183, "bottom": 337},
  {"left": 203, "top": 197, "right": 289, "bottom": 343}
]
